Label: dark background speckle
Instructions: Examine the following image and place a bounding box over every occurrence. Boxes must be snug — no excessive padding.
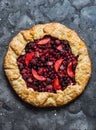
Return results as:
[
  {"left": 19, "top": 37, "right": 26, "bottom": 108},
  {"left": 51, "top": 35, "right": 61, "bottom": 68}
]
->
[{"left": 0, "top": 0, "right": 96, "bottom": 130}]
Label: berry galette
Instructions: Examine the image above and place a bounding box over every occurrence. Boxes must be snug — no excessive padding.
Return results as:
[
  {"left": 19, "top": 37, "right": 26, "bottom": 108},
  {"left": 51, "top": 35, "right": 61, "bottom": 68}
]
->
[{"left": 4, "top": 23, "right": 91, "bottom": 107}]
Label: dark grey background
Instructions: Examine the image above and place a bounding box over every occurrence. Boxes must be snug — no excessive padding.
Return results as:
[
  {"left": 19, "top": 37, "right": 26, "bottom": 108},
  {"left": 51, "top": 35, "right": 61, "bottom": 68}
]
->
[{"left": 0, "top": 0, "right": 96, "bottom": 130}]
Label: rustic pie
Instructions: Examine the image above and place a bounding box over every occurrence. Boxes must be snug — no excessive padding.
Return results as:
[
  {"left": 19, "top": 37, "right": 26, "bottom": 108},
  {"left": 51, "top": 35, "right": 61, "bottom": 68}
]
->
[{"left": 4, "top": 23, "right": 91, "bottom": 107}]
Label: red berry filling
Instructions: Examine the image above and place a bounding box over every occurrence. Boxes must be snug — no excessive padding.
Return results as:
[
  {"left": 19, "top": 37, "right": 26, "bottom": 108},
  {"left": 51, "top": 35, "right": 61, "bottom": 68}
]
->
[{"left": 17, "top": 36, "right": 78, "bottom": 93}]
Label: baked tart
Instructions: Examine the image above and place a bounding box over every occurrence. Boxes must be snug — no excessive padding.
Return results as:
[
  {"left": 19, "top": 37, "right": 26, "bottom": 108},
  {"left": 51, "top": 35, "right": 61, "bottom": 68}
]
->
[{"left": 4, "top": 23, "right": 91, "bottom": 107}]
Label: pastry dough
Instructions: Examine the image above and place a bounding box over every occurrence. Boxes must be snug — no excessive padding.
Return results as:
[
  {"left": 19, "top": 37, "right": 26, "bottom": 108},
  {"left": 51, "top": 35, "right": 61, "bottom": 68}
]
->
[{"left": 4, "top": 23, "right": 91, "bottom": 107}]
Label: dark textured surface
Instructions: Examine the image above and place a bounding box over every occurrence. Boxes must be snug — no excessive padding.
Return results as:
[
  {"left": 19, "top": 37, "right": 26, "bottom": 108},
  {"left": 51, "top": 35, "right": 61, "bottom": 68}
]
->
[{"left": 0, "top": 0, "right": 96, "bottom": 130}]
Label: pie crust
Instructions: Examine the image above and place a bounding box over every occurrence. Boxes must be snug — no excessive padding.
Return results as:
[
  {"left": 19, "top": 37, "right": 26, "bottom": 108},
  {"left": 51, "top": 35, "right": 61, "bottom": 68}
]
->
[{"left": 4, "top": 23, "right": 91, "bottom": 107}]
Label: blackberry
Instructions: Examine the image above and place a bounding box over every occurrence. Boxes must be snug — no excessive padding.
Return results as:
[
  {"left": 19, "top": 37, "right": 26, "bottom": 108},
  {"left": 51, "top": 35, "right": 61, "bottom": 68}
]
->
[
  {"left": 61, "top": 81, "right": 66, "bottom": 87},
  {"left": 48, "top": 67, "right": 52, "bottom": 71},
  {"left": 65, "top": 44, "right": 69, "bottom": 50},
  {"left": 45, "top": 56, "right": 49, "bottom": 61},
  {"left": 19, "top": 65, "right": 24, "bottom": 71},
  {"left": 28, "top": 63, "right": 32, "bottom": 68},
  {"left": 61, "top": 40, "right": 64, "bottom": 44}
]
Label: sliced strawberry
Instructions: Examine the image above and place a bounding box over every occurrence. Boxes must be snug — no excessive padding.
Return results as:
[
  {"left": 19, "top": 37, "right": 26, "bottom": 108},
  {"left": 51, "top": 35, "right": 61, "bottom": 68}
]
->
[
  {"left": 47, "top": 61, "right": 53, "bottom": 66},
  {"left": 32, "top": 68, "right": 46, "bottom": 81},
  {"left": 25, "top": 52, "right": 34, "bottom": 66},
  {"left": 67, "top": 62, "right": 75, "bottom": 78},
  {"left": 57, "top": 45, "right": 63, "bottom": 51},
  {"left": 54, "top": 77, "right": 61, "bottom": 90},
  {"left": 37, "top": 38, "right": 51, "bottom": 45},
  {"left": 54, "top": 58, "right": 63, "bottom": 72},
  {"left": 35, "top": 51, "right": 39, "bottom": 57}
]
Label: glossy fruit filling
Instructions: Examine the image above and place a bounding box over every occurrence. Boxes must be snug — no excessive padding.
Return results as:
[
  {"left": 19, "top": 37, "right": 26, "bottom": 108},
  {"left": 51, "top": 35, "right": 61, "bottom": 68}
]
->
[{"left": 17, "top": 36, "right": 78, "bottom": 93}]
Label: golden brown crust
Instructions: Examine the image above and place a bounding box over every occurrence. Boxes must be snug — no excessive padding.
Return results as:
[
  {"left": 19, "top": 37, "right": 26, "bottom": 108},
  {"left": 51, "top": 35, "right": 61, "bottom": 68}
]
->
[{"left": 4, "top": 22, "right": 91, "bottom": 107}]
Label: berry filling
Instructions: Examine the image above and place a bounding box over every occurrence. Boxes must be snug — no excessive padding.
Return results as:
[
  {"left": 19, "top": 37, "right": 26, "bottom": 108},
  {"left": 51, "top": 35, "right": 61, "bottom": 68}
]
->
[{"left": 17, "top": 36, "right": 78, "bottom": 93}]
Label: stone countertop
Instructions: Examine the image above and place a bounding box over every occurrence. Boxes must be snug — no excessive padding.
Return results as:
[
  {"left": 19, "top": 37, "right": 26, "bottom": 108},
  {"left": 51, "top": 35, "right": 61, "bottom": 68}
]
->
[{"left": 0, "top": 0, "right": 96, "bottom": 130}]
